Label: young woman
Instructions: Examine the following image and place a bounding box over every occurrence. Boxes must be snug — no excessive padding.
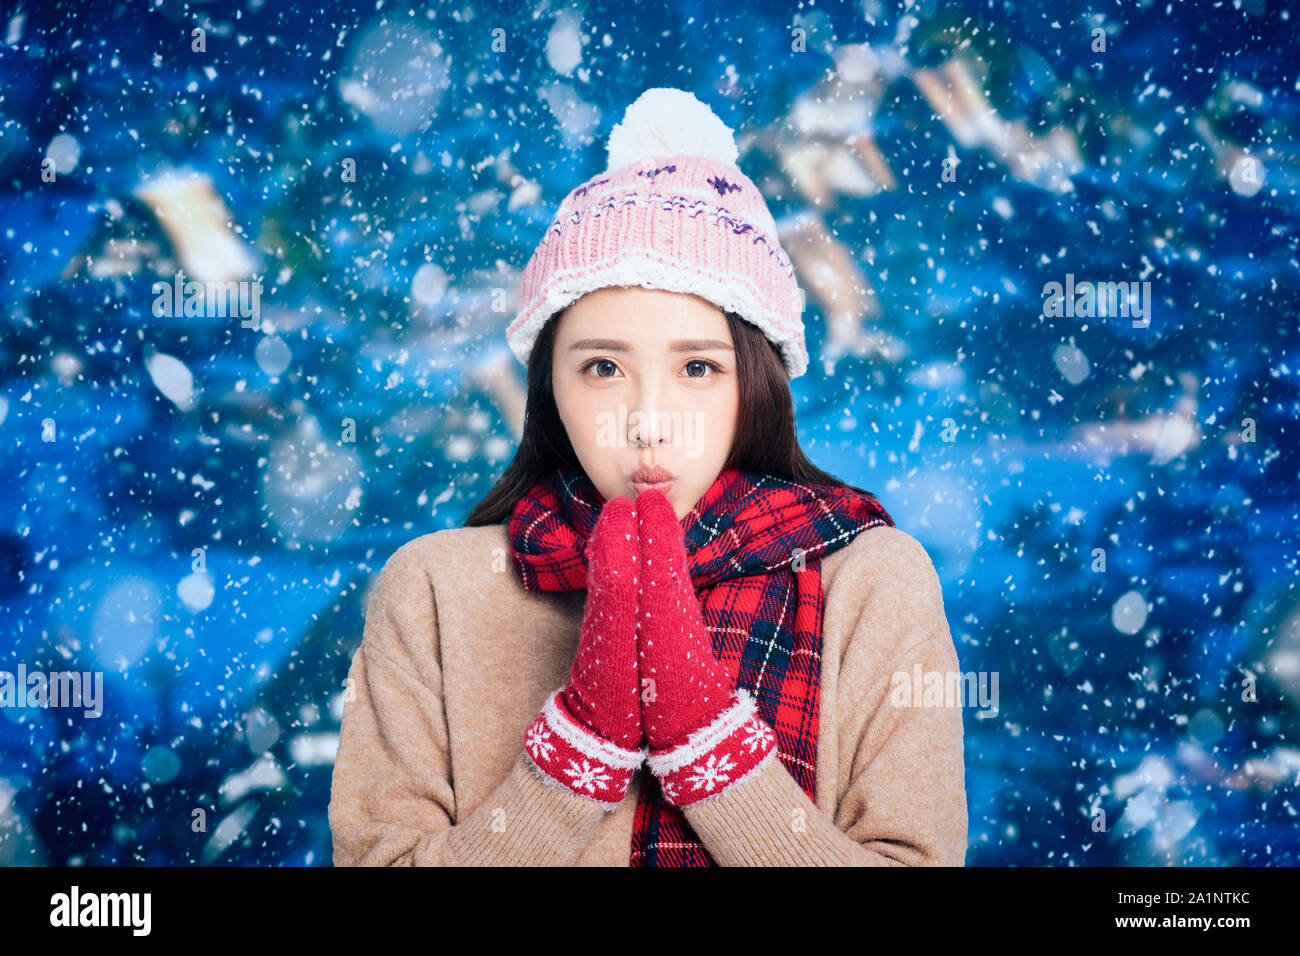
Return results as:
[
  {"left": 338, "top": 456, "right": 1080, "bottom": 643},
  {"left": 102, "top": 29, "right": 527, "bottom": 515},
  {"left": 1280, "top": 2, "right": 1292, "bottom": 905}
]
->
[{"left": 329, "top": 88, "right": 967, "bottom": 866}]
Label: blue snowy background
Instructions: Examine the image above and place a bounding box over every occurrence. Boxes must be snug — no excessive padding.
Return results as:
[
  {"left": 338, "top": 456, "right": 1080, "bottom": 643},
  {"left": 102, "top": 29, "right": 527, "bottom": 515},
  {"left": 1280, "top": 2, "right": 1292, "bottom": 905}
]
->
[{"left": 1, "top": 0, "right": 1298, "bottom": 866}]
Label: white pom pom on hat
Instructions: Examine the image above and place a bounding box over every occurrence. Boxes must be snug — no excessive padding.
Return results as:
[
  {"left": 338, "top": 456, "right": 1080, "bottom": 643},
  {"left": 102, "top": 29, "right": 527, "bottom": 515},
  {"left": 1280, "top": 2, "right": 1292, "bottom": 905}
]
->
[{"left": 605, "top": 87, "right": 740, "bottom": 173}]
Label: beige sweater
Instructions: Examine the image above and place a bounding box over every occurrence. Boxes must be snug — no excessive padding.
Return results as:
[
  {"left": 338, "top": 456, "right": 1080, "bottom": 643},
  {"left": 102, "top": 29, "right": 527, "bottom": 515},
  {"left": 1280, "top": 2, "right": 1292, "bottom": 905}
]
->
[{"left": 328, "top": 521, "right": 968, "bottom": 866}]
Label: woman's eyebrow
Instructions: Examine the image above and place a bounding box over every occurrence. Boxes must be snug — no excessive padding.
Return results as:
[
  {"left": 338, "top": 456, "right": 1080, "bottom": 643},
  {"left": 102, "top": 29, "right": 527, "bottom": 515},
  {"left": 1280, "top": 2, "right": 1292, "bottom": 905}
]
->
[{"left": 568, "top": 338, "right": 734, "bottom": 352}]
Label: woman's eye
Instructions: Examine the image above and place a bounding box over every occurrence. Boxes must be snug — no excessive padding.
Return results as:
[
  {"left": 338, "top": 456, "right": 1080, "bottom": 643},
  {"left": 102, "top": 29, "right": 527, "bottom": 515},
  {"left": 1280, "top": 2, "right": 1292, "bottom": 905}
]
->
[{"left": 582, "top": 358, "right": 718, "bottom": 378}]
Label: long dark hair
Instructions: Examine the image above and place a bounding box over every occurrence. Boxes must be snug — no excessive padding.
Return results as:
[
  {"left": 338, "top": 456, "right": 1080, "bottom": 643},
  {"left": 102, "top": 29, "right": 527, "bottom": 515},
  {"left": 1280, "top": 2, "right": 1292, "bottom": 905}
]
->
[{"left": 463, "top": 307, "right": 874, "bottom": 526}]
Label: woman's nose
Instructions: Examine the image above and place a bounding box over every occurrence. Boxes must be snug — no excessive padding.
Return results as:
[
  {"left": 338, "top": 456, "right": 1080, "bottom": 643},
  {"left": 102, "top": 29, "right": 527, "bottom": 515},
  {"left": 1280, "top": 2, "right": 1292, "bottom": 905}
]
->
[{"left": 626, "top": 383, "right": 672, "bottom": 447}]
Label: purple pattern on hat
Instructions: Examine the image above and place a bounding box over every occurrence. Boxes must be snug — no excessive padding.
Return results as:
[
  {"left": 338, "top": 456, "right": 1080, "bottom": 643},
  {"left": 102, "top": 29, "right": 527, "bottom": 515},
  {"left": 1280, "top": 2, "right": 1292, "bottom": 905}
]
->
[
  {"left": 707, "top": 175, "right": 741, "bottom": 196},
  {"left": 543, "top": 193, "right": 792, "bottom": 274},
  {"left": 637, "top": 164, "right": 678, "bottom": 180},
  {"left": 571, "top": 176, "right": 611, "bottom": 199}
]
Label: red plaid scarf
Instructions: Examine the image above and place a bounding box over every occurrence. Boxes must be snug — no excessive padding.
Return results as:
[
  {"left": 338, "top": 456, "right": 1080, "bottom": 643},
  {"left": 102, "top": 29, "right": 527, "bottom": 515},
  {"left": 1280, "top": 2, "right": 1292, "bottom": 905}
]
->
[{"left": 508, "top": 465, "right": 894, "bottom": 866}]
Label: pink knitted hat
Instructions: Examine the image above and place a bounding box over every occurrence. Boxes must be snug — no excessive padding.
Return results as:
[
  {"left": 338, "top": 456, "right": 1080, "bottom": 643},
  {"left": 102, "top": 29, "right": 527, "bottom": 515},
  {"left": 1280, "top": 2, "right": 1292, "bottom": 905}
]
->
[{"left": 506, "top": 87, "right": 808, "bottom": 379}]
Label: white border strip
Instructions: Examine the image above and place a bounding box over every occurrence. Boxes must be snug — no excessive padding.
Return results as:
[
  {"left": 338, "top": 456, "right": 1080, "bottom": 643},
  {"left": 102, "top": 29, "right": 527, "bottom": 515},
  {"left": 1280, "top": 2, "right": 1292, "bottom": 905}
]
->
[
  {"left": 646, "top": 688, "right": 758, "bottom": 776},
  {"left": 542, "top": 689, "right": 648, "bottom": 770}
]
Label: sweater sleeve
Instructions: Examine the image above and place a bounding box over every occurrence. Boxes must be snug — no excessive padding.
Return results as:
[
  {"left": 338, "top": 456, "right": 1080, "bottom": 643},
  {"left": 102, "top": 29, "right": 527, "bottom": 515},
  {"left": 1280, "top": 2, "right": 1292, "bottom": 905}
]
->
[
  {"left": 328, "top": 537, "right": 608, "bottom": 866},
  {"left": 679, "top": 528, "right": 969, "bottom": 866}
]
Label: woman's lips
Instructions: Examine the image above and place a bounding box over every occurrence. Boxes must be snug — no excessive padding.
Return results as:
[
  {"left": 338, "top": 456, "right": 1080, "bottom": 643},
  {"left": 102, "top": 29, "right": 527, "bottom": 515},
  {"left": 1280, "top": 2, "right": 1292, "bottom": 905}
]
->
[
  {"left": 631, "top": 479, "right": 675, "bottom": 495},
  {"left": 630, "top": 464, "right": 675, "bottom": 492}
]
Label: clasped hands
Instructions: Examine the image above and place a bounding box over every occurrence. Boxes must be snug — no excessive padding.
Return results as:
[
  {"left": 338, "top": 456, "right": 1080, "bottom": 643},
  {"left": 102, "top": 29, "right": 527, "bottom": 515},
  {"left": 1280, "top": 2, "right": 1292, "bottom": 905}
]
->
[{"left": 523, "top": 489, "right": 777, "bottom": 810}]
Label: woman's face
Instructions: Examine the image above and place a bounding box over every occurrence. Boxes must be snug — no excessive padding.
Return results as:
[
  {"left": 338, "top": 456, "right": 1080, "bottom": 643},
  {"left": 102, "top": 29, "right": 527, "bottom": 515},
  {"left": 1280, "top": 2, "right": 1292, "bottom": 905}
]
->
[{"left": 551, "top": 286, "right": 739, "bottom": 520}]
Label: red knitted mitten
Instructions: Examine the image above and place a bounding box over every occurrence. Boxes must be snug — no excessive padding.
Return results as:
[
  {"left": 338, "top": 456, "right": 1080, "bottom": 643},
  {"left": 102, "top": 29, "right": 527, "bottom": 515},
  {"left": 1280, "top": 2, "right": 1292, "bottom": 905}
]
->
[
  {"left": 635, "top": 489, "right": 777, "bottom": 808},
  {"left": 523, "top": 496, "right": 647, "bottom": 809}
]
